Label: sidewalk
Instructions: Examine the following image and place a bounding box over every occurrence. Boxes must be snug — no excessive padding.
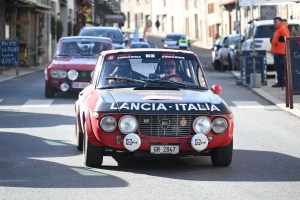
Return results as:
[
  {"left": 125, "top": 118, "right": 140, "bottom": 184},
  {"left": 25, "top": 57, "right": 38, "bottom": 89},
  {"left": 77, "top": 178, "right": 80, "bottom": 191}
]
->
[{"left": 1, "top": 42, "right": 300, "bottom": 118}]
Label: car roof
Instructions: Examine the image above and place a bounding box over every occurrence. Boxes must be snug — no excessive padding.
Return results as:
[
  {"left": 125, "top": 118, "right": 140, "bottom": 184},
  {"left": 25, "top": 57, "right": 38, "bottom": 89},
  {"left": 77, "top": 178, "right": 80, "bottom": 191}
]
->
[
  {"left": 252, "top": 19, "right": 300, "bottom": 26},
  {"left": 80, "top": 26, "right": 122, "bottom": 31},
  {"left": 59, "top": 36, "right": 113, "bottom": 42},
  {"left": 101, "top": 48, "right": 196, "bottom": 55}
]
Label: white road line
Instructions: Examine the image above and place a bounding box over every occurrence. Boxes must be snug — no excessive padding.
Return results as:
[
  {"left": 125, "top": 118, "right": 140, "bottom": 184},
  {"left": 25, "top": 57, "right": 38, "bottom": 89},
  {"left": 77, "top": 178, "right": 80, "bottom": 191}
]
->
[
  {"left": 232, "top": 101, "right": 265, "bottom": 108},
  {"left": 71, "top": 168, "right": 108, "bottom": 176},
  {"left": 22, "top": 99, "right": 54, "bottom": 107}
]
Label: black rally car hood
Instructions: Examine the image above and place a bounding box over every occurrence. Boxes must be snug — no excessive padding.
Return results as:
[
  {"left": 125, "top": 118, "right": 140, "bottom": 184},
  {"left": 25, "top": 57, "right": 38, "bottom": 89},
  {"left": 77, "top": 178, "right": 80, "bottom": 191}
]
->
[{"left": 95, "top": 88, "right": 231, "bottom": 114}]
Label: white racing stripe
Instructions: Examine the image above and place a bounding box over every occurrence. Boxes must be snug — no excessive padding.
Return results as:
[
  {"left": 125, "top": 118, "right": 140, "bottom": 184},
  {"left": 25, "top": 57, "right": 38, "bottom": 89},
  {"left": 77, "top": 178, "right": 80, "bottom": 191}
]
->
[
  {"left": 22, "top": 99, "right": 54, "bottom": 107},
  {"left": 232, "top": 101, "right": 265, "bottom": 108}
]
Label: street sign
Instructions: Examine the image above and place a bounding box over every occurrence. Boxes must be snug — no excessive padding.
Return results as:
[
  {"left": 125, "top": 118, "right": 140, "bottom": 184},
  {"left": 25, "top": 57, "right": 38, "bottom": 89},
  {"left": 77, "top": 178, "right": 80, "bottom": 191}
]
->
[
  {"left": 0, "top": 39, "right": 19, "bottom": 67},
  {"left": 241, "top": 56, "right": 267, "bottom": 86}
]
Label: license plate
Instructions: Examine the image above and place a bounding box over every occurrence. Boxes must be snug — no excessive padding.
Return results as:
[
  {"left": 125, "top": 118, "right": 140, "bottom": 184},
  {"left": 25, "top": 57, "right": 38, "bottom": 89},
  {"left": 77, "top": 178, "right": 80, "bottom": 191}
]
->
[
  {"left": 150, "top": 145, "right": 179, "bottom": 154},
  {"left": 72, "top": 82, "right": 90, "bottom": 88}
]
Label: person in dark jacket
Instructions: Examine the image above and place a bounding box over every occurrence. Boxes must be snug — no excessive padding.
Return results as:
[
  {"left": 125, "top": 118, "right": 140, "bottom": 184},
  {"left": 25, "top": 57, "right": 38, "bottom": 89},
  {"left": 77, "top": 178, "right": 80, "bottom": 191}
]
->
[{"left": 270, "top": 17, "right": 290, "bottom": 87}]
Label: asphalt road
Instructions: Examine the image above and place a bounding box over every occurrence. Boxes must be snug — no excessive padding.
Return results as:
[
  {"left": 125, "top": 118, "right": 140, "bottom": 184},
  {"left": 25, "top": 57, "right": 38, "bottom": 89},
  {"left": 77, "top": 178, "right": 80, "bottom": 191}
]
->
[{"left": 0, "top": 37, "right": 300, "bottom": 199}]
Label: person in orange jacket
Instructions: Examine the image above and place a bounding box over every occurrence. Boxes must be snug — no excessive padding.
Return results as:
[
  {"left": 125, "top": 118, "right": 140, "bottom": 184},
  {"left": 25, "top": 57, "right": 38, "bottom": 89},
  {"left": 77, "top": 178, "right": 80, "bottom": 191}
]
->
[{"left": 270, "top": 17, "right": 290, "bottom": 87}]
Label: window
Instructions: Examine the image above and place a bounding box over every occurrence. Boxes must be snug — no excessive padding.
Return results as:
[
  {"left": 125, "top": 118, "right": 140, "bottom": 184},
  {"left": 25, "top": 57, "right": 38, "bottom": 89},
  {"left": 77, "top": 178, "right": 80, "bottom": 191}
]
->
[
  {"left": 208, "top": 3, "right": 214, "bottom": 14},
  {"left": 185, "top": 0, "right": 189, "bottom": 10}
]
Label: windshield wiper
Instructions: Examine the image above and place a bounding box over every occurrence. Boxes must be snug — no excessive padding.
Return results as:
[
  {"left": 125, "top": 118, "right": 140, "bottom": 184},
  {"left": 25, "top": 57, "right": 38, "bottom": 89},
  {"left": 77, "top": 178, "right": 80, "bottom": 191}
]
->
[
  {"left": 140, "top": 79, "right": 190, "bottom": 87},
  {"left": 105, "top": 77, "right": 147, "bottom": 86}
]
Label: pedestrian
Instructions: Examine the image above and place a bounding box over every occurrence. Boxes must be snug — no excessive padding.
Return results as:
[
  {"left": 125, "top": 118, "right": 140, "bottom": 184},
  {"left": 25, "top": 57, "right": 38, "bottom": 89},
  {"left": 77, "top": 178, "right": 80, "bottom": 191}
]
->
[
  {"left": 215, "top": 33, "right": 221, "bottom": 40},
  {"left": 147, "top": 18, "right": 152, "bottom": 33},
  {"left": 283, "top": 19, "right": 288, "bottom": 27},
  {"left": 270, "top": 19, "right": 288, "bottom": 43},
  {"left": 126, "top": 40, "right": 132, "bottom": 48},
  {"left": 155, "top": 19, "right": 160, "bottom": 31},
  {"left": 270, "top": 17, "right": 290, "bottom": 87}
]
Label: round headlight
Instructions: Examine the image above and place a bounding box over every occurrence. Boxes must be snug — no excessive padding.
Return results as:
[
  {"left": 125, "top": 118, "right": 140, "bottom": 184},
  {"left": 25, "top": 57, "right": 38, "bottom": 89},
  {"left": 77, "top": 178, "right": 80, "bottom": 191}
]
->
[
  {"left": 50, "top": 70, "right": 58, "bottom": 78},
  {"left": 118, "top": 115, "right": 138, "bottom": 134},
  {"left": 59, "top": 70, "right": 67, "bottom": 78},
  {"left": 164, "top": 44, "right": 168, "bottom": 48},
  {"left": 68, "top": 70, "right": 78, "bottom": 81},
  {"left": 212, "top": 117, "right": 228, "bottom": 134},
  {"left": 100, "top": 116, "right": 117, "bottom": 132},
  {"left": 193, "top": 116, "right": 211, "bottom": 135},
  {"left": 90, "top": 71, "right": 94, "bottom": 79}
]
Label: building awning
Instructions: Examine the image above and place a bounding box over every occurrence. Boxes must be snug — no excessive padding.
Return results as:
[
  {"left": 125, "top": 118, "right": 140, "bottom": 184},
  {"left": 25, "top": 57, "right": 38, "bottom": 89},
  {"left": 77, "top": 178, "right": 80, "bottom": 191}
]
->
[
  {"left": 19, "top": 0, "right": 52, "bottom": 10},
  {"left": 219, "top": 0, "right": 237, "bottom": 6},
  {"left": 105, "top": 14, "right": 125, "bottom": 23}
]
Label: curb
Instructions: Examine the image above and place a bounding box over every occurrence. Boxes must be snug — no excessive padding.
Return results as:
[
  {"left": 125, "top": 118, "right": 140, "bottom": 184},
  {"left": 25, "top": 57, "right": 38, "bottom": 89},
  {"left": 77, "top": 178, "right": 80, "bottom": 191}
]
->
[{"left": 231, "top": 71, "right": 300, "bottom": 118}]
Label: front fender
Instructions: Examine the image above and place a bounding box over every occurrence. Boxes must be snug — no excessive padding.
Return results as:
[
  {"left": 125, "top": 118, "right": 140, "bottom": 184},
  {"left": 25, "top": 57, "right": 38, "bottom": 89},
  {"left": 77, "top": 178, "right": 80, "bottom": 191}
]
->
[{"left": 84, "top": 109, "right": 104, "bottom": 146}]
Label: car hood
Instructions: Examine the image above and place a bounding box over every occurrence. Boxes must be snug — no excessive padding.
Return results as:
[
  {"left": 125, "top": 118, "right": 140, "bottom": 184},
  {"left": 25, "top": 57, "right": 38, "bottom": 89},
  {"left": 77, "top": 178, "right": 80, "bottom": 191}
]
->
[
  {"left": 94, "top": 88, "right": 231, "bottom": 114},
  {"left": 164, "top": 41, "right": 178, "bottom": 45},
  {"left": 49, "top": 56, "right": 97, "bottom": 70}
]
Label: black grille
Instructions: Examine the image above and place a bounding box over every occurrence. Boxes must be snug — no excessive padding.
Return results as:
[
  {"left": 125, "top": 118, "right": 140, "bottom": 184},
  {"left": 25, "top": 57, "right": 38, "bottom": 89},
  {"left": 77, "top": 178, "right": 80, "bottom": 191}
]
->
[
  {"left": 136, "top": 115, "right": 193, "bottom": 137},
  {"left": 78, "top": 70, "right": 92, "bottom": 80}
]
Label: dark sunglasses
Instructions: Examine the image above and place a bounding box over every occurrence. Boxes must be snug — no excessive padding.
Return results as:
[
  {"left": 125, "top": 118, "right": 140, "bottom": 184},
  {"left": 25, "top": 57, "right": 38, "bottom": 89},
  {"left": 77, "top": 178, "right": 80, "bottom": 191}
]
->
[{"left": 163, "top": 65, "right": 176, "bottom": 69}]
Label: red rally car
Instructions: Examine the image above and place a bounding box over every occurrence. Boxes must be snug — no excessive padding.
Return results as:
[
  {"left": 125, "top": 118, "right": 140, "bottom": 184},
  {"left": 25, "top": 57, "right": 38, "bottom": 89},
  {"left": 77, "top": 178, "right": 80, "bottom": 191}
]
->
[
  {"left": 75, "top": 49, "right": 234, "bottom": 168},
  {"left": 44, "top": 36, "right": 113, "bottom": 97}
]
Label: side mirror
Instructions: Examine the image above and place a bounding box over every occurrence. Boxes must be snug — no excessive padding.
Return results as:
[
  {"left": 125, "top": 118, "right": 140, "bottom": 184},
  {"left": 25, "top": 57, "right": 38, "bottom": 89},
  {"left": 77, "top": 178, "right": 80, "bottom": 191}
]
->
[
  {"left": 211, "top": 84, "right": 222, "bottom": 95},
  {"left": 162, "top": 39, "right": 164, "bottom": 42}
]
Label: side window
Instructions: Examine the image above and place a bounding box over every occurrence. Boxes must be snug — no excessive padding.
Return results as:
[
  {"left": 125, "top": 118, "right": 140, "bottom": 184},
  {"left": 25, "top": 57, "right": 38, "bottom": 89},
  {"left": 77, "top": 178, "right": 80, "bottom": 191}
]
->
[
  {"left": 225, "top": 38, "right": 230, "bottom": 46},
  {"left": 289, "top": 25, "right": 300, "bottom": 36}
]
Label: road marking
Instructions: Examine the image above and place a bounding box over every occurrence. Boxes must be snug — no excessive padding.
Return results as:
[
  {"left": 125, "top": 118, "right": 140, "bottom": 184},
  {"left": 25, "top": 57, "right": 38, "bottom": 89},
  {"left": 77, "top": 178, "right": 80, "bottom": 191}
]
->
[
  {"left": 22, "top": 99, "right": 54, "bottom": 107},
  {"left": 232, "top": 101, "right": 265, "bottom": 108},
  {"left": 43, "top": 140, "right": 68, "bottom": 146},
  {"left": 71, "top": 168, "right": 108, "bottom": 176}
]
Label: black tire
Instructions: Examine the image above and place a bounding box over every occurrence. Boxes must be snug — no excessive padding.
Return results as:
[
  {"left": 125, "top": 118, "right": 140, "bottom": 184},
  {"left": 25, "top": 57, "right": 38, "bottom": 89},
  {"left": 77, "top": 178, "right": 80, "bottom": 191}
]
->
[
  {"left": 228, "top": 55, "right": 233, "bottom": 71},
  {"left": 75, "top": 117, "right": 83, "bottom": 151},
  {"left": 83, "top": 123, "right": 104, "bottom": 167},
  {"left": 45, "top": 85, "right": 55, "bottom": 98},
  {"left": 211, "top": 139, "right": 233, "bottom": 167}
]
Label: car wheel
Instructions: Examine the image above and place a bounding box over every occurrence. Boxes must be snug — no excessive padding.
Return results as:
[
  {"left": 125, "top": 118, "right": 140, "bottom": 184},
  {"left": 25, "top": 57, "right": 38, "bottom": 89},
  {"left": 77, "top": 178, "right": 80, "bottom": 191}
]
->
[
  {"left": 211, "top": 139, "right": 233, "bottom": 167},
  {"left": 228, "top": 55, "right": 233, "bottom": 71},
  {"left": 45, "top": 85, "right": 55, "bottom": 98},
  {"left": 83, "top": 122, "right": 104, "bottom": 167},
  {"left": 75, "top": 117, "right": 83, "bottom": 151}
]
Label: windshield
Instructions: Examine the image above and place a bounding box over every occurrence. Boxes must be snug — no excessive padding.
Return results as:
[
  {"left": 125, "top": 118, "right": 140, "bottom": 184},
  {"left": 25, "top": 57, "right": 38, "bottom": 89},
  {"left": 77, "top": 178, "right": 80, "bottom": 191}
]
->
[
  {"left": 231, "top": 36, "right": 240, "bottom": 45},
  {"left": 55, "top": 38, "right": 113, "bottom": 56},
  {"left": 79, "top": 29, "right": 123, "bottom": 43},
  {"left": 165, "top": 35, "right": 183, "bottom": 41},
  {"left": 95, "top": 52, "right": 207, "bottom": 89}
]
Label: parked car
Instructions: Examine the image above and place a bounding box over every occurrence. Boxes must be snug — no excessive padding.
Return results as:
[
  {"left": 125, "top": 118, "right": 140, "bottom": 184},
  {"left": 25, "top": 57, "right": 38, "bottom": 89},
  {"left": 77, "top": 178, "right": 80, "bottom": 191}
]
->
[
  {"left": 211, "top": 35, "right": 228, "bottom": 70},
  {"left": 232, "top": 36, "right": 244, "bottom": 70},
  {"left": 44, "top": 36, "right": 113, "bottom": 98},
  {"left": 220, "top": 34, "right": 243, "bottom": 70},
  {"left": 242, "top": 19, "right": 300, "bottom": 69},
  {"left": 162, "top": 33, "right": 190, "bottom": 49},
  {"left": 131, "top": 41, "right": 151, "bottom": 48},
  {"left": 78, "top": 26, "right": 126, "bottom": 49},
  {"left": 211, "top": 39, "right": 220, "bottom": 67},
  {"left": 75, "top": 48, "right": 234, "bottom": 168}
]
